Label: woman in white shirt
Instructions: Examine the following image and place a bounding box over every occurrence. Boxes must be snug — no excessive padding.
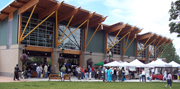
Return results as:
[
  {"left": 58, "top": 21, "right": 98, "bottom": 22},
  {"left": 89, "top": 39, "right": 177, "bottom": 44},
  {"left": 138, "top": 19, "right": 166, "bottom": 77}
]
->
[{"left": 165, "top": 72, "right": 172, "bottom": 88}]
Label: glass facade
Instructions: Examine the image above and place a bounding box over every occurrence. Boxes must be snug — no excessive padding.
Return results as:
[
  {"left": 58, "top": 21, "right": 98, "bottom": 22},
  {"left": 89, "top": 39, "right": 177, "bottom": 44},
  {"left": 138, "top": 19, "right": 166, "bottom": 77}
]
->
[
  {"left": 107, "top": 35, "right": 121, "bottom": 55},
  {"left": 149, "top": 45, "right": 155, "bottom": 58},
  {"left": 138, "top": 43, "right": 146, "bottom": 57},
  {"left": 58, "top": 25, "right": 81, "bottom": 50},
  {"left": 21, "top": 16, "right": 54, "bottom": 47}
]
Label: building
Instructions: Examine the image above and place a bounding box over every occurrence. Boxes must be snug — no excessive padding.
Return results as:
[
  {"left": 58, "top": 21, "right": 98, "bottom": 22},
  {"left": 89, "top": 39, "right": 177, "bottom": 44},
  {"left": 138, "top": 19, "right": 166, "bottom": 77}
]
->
[{"left": 0, "top": 0, "right": 172, "bottom": 77}]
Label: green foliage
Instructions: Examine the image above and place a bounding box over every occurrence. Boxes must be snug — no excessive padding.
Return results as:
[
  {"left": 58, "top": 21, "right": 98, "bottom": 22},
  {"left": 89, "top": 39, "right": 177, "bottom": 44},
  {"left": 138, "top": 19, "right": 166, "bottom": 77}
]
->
[
  {"left": 29, "top": 57, "right": 42, "bottom": 62},
  {"left": 169, "top": 0, "right": 180, "bottom": 37},
  {"left": 159, "top": 42, "right": 180, "bottom": 63},
  {"left": 0, "top": 82, "right": 180, "bottom": 89}
]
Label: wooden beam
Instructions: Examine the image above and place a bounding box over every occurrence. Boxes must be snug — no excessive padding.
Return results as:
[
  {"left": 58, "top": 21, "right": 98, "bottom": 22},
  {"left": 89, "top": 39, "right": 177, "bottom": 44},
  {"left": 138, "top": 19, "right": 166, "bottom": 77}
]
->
[
  {"left": 21, "top": 11, "right": 56, "bottom": 42},
  {"left": 136, "top": 33, "right": 154, "bottom": 41},
  {"left": 20, "top": 4, "right": 37, "bottom": 40},
  {"left": 58, "top": 7, "right": 81, "bottom": 22},
  {"left": 61, "top": 49, "right": 82, "bottom": 55},
  {"left": 70, "top": 12, "right": 95, "bottom": 26},
  {"left": 124, "top": 34, "right": 136, "bottom": 54},
  {"left": 18, "top": 14, "right": 22, "bottom": 44},
  {"left": 57, "top": 20, "right": 88, "bottom": 46},
  {"left": 55, "top": 10, "right": 58, "bottom": 48},
  {"left": 26, "top": 45, "right": 53, "bottom": 52},
  {"left": 0, "top": 11, "right": 9, "bottom": 15},
  {"left": 108, "top": 28, "right": 122, "bottom": 49},
  {"left": 87, "top": 16, "right": 107, "bottom": 28},
  {"left": 18, "top": 0, "right": 39, "bottom": 14},
  {"left": 38, "top": 1, "right": 64, "bottom": 19},
  {"left": 85, "top": 23, "right": 101, "bottom": 49},
  {"left": 9, "top": 5, "right": 19, "bottom": 9},
  {"left": 119, "top": 26, "right": 134, "bottom": 35},
  {"left": 105, "top": 34, "right": 108, "bottom": 53},
  {"left": 84, "top": 27, "right": 87, "bottom": 51},
  {"left": 157, "top": 42, "right": 172, "bottom": 57},
  {"left": 105, "top": 23, "right": 126, "bottom": 34},
  {"left": 8, "top": 12, "right": 13, "bottom": 21}
]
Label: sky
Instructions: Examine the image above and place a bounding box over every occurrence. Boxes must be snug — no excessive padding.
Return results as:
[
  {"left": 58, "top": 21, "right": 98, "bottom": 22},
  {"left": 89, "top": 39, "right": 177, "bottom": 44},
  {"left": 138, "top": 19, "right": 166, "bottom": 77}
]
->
[{"left": 1, "top": 0, "right": 180, "bottom": 56}]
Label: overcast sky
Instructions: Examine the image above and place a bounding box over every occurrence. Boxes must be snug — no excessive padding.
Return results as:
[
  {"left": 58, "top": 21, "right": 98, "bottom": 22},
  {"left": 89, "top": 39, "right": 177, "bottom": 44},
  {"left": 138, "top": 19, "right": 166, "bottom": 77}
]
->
[{"left": 1, "top": 0, "right": 180, "bottom": 56}]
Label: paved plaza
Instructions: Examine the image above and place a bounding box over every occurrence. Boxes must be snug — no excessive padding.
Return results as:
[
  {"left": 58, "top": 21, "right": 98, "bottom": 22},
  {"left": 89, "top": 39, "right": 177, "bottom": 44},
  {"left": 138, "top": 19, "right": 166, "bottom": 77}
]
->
[{"left": 1, "top": 76, "right": 180, "bottom": 83}]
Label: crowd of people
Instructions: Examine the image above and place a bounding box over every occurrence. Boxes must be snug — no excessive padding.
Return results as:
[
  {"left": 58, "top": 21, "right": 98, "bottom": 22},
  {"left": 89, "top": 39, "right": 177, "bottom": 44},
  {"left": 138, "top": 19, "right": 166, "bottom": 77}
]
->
[{"left": 14, "top": 63, "right": 178, "bottom": 88}]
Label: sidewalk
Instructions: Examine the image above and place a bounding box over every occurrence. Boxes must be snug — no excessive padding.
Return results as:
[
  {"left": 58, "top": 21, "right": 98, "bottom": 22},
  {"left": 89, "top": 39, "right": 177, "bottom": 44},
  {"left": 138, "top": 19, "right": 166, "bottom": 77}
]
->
[{"left": 1, "top": 76, "right": 180, "bottom": 83}]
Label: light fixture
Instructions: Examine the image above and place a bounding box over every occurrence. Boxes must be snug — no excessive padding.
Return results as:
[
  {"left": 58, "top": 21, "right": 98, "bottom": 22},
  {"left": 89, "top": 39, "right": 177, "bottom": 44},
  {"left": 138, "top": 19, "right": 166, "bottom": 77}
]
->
[{"left": 85, "top": 52, "right": 92, "bottom": 55}]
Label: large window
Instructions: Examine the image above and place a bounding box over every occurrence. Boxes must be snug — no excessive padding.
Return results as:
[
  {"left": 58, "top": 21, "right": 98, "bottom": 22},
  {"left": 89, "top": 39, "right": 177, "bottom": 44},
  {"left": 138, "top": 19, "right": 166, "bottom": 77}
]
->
[
  {"left": 149, "top": 45, "right": 155, "bottom": 58},
  {"left": 138, "top": 43, "right": 146, "bottom": 58},
  {"left": 21, "top": 16, "right": 54, "bottom": 47},
  {"left": 107, "top": 35, "right": 121, "bottom": 55},
  {"left": 58, "top": 25, "right": 81, "bottom": 50}
]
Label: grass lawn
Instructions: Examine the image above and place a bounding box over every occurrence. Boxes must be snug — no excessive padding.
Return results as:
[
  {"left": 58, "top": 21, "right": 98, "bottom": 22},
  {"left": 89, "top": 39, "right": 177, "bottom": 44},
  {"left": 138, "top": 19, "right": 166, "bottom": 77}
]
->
[{"left": 0, "top": 81, "right": 179, "bottom": 89}]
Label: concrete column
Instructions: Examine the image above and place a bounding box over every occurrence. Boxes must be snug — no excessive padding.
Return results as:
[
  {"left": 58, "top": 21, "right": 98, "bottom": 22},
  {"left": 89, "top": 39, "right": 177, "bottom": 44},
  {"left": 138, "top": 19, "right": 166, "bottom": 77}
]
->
[
  {"left": 52, "top": 48, "right": 59, "bottom": 73},
  {"left": 81, "top": 51, "right": 86, "bottom": 67},
  {"left": 18, "top": 44, "right": 23, "bottom": 70}
]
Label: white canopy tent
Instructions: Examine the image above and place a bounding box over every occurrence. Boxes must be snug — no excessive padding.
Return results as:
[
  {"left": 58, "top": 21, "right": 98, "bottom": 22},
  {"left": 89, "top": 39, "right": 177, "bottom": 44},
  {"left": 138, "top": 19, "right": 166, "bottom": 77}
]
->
[
  {"left": 168, "top": 61, "right": 180, "bottom": 67},
  {"left": 104, "top": 61, "right": 122, "bottom": 67},
  {"left": 145, "top": 59, "right": 172, "bottom": 67},
  {"left": 128, "top": 59, "right": 146, "bottom": 67},
  {"left": 145, "top": 61, "right": 155, "bottom": 67}
]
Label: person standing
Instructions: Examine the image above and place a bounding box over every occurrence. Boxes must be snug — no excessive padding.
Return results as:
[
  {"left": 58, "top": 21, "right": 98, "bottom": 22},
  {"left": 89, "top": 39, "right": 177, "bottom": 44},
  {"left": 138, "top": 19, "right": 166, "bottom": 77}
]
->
[
  {"left": 107, "top": 68, "right": 112, "bottom": 82},
  {"left": 75, "top": 66, "right": 78, "bottom": 78},
  {"left": 117, "top": 68, "right": 121, "bottom": 81},
  {"left": 91, "top": 66, "right": 94, "bottom": 78},
  {"left": 39, "top": 65, "right": 43, "bottom": 78},
  {"left": 81, "top": 66, "right": 85, "bottom": 79},
  {"left": 98, "top": 66, "right": 102, "bottom": 80},
  {"left": 141, "top": 69, "right": 146, "bottom": 82},
  {"left": 165, "top": 72, "right": 173, "bottom": 88},
  {"left": 78, "top": 66, "right": 81, "bottom": 80},
  {"left": 44, "top": 64, "right": 48, "bottom": 78},
  {"left": 36, "top": 65, "right": 40, "bottom": 78},
  {"left": 84, "top": 67, "right": 88, "bottom": 80},
  {"left": 163, "top": 69, "right": 167, "bottom": 81},
  {"left": 121, "top": 67, "right": 125, "bottom": 82},
  {"left": 89, "top": 67, "right": 92, "bottom": 80},
  {"left": 105, "top": 67, "right": 108, "bottom": 81},
  {"left": 114, "top": 68, "right": 117, "bottom": 82},
  {"left": 14, "top": 64, "right": 20, "bottom": 81}
]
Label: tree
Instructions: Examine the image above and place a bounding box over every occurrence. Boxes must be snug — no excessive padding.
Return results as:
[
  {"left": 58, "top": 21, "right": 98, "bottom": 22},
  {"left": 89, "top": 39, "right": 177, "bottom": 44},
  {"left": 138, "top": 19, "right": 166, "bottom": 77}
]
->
[
  {"left": 159, "top": 42, "right": 180, "bottom": 63},
  {"left": 169, "top": 0, "right": 180, "bottom": 37}
]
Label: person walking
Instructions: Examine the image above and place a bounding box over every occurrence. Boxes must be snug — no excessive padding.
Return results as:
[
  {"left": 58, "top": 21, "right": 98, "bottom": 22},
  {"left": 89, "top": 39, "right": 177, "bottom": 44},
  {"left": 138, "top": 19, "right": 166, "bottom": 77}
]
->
[
  {"left": 14, "top": 64, "right": 20, "bottom": 81},
  {"left": 165, "top": 72, "right": 173, "bottom": 88}
]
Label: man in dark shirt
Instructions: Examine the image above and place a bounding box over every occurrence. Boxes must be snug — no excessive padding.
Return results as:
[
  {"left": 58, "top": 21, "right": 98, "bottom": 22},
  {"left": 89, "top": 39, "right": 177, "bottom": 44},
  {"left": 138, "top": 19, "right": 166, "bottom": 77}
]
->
[{"left": 14, "top": 64, "right": 20, "bottom": 81}]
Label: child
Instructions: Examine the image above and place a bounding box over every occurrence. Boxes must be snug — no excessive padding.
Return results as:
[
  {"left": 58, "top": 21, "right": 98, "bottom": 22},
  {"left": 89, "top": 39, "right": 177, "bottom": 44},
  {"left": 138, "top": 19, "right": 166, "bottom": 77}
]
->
[
  {"left": 139, "top": 71, "right": 142, "bottom": 82},
  {"left": 149, "top": 74, "right": 152, "bottom": 82},
  {"left": 58, "top": 71, "right": 61, "bottom": 77}
]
